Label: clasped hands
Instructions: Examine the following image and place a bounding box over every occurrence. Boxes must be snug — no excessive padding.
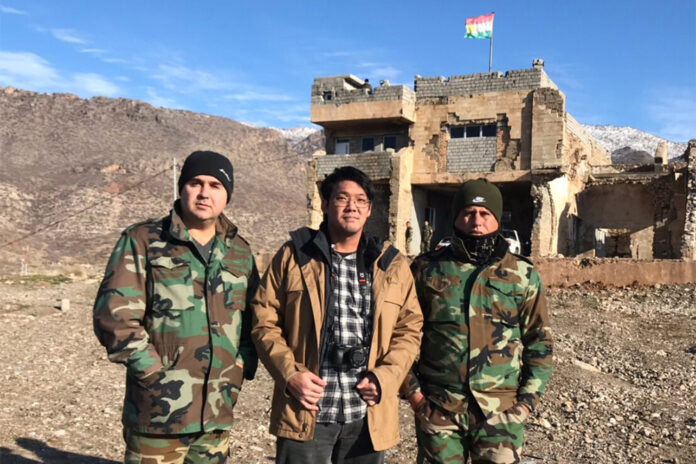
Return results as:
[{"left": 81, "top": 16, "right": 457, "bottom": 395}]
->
[{"left": 287, "top": 371, "right": 382, "bottom": 410}]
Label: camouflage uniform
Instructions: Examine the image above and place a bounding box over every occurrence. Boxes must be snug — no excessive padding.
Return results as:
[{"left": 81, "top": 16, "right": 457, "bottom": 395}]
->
[
  {"left": 406, "top": 225, "right": 413, "bottom": 255},
  {"left": 421, "top": 224, "right": 434, "bottom": 254},
  {"left": 400, "top": 235, "right": 553, "bottom": 463},
  {"left": 94, "top": 202, "right": 258, "bottom": 461}
]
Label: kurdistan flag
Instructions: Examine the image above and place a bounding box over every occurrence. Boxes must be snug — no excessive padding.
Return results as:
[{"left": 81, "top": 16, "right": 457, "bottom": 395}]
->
[{"left": 465, "top": 12, "right": 494, "bottom": 39}]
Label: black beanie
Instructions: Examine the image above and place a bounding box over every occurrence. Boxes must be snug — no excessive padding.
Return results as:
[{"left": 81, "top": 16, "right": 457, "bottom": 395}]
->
[
  {"left": 452, "top": 178, "right": 503, "bottom": 224},
  {"left": 178, "top": 151, "right": 234, "bottom": 203}
]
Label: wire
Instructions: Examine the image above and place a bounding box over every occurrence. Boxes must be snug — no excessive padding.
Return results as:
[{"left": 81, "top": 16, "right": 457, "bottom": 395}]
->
[
  {"left": 0, "top": 151, "right": 309, "bottom": 249},
  {"left": 0, "top": 166, "right": 169, "bottom": 250}
]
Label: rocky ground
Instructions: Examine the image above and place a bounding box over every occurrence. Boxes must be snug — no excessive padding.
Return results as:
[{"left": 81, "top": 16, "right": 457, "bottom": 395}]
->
[{"left": 0, "top": 271, "right": 694, "bottom": 464}]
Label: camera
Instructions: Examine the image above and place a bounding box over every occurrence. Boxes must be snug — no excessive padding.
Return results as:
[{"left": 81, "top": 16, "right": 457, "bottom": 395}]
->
[{"left": 330, "top": 344, "right": 368, "bottom": 369}]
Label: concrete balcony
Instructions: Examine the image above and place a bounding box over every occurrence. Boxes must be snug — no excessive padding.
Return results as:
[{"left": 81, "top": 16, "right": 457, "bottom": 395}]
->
[{"left": 311, "top": 75, "right": 416, "bottom": 127}]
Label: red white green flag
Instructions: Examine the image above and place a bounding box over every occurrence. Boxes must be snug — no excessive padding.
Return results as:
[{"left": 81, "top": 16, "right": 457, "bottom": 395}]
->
[{"left": 465, "top": 13, "right": 494, "bottom": 39}]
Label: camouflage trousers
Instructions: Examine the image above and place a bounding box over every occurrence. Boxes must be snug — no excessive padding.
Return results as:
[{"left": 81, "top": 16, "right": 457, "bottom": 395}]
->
[
  {"left": 414, "top": 399, "right": 528, "bottom": 464},
  {"left": 124, "top": 428, "right": 230, "bottom": 464}
]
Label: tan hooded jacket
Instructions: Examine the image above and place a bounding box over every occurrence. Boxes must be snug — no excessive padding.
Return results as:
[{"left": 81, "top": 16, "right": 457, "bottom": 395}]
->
[{"left": 251, "top": 227, "right": 423, "bottom": 451}]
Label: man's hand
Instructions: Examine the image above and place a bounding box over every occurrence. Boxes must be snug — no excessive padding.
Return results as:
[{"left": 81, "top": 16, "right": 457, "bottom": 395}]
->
[
  {"left": 287, "top": 371, "right": 327, "bottom": 411},
  {"left": 356, "top": 372, "right": 381, "bottom": 406}
]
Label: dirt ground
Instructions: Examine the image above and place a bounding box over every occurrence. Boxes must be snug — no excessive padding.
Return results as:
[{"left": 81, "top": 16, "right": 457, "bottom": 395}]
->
[{"left": 0, "top": 273, "right": 694, "bottom": 464}]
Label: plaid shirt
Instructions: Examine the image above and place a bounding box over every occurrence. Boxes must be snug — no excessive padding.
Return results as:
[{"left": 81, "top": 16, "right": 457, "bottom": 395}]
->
[{"left": 317, "top": 248, "right": 373, "bottom": 423}]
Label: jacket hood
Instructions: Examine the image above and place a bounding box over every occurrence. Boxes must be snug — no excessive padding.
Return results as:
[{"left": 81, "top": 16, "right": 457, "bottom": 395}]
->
[{"left": 289, "top": 223, "right": 398, "bottom": 272}]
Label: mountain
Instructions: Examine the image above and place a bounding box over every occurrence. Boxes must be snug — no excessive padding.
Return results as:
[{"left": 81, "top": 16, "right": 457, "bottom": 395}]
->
[
  {"left": 1, "top": 86, "right": 688, "bottom": 274},
  {"left": 0, "top": 87, "right": 321, "bottom": 273},
  {"left": 581, "top": 124, "right": 688, "bottom": 163}
]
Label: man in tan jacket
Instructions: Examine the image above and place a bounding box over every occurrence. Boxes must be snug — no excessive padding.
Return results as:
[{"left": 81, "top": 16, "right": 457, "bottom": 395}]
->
[{"left": 252, "top": 166, "right": 423, "bottom": 463}]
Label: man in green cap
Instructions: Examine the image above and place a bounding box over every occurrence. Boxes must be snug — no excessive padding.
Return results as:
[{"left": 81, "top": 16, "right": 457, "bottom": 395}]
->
[{"left": 400, "top": 178, "right": 553, "bottom": 464}]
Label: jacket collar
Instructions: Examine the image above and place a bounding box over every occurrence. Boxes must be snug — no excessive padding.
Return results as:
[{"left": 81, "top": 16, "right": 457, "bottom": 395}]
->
[
  {"left": 289, "top": 223, "right": 395, "bottom": 271},
  {"left": 167, "top": 200, "right": 238, "bottom": 246},
  {"left": 449, "top": 233, "right": 509, "bottom": 265}
]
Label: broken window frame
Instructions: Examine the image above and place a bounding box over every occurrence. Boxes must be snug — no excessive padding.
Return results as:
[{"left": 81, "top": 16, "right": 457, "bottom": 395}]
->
[{"left": 449, "top": 124, "right": 497, "bottom": 139}]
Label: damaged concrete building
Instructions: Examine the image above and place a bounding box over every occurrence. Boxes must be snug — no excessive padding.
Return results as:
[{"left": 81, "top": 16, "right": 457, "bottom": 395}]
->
[{"left": 307, "top": 60, "right": 696, "bottom": 260}]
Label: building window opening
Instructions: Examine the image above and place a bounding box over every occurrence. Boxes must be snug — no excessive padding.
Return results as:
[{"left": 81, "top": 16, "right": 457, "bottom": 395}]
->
[
  {"left": 465, "top": 125, "right": 480, "bottom": 138},
  {"left": 362, "top": 137, "right": 375, "bottom": 152},
  {"left": 450, "top": 127, "right": 465, "bottom": 138},
  {"left": 383, "top": 135, "right": 397, "bottom": 150},
  {"left": 605, "top": 232, "right": 632, "bottom": 258},
  {"left": 335, "top": 138, "right": 350, "bottom": 155},
  {"left": 481, "top": 124, "right": 497, "bottom": 137},
  {"left": 450, "top": 124, "right": 497, "bottom": 139},
  {"left": 323, "top": 92, "right": 332, "bottom": 102}
]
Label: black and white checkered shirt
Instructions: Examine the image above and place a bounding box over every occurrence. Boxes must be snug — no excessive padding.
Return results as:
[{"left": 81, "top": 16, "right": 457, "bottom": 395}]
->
[{"left": 317, "top": 248, "right": 373, "bottom": 424}]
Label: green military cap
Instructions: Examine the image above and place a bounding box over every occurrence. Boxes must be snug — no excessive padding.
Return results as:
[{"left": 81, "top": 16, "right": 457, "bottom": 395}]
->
[{"left": 452, "top": 178, "right": 502, "bottom": 223}]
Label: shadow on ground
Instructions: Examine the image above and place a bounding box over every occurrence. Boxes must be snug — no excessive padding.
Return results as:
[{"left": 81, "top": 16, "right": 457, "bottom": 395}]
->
[{"left": 0, "top": 438, "right": 119, "bottom": 463}]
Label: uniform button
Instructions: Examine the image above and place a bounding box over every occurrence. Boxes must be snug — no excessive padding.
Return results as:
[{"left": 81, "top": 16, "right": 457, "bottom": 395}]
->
[{"left": 210, "top": 321, "right": 220, "bottom": 328}]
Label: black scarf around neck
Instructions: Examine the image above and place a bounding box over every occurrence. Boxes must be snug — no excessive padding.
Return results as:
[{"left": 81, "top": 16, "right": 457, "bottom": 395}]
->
[{"left": 451, "top": 228, "right": 498, "bottom": 265}]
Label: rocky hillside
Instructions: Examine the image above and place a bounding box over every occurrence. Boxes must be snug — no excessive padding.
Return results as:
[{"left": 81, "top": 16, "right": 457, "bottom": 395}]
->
[{"left": 0, "top": 87, "right": 323, "bottom": 273}]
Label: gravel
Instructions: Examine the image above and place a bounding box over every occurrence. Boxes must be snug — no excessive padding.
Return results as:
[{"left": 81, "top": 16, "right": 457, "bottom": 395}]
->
[{"left": 0, "top": 277, "right": 694, "bottom": 463}]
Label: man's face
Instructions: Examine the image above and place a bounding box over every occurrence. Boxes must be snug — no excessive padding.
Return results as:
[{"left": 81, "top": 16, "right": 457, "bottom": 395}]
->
[
  {"left": 321, "top": 180, "right": 372, "bottom": 238},
  {"left": 179, "top": 175, "right": 227, "bottom": 224},
  {"left": 455, "top": 205, "right": 499, "bottom": 236}
]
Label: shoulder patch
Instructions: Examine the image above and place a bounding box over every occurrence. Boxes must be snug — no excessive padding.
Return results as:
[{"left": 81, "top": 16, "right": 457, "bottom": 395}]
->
[
  {"left": 377, "top": 245, "right": 400, "bottom": 271},
  {"left": 121, "top": 217, "right": 159, "bottom": 235},
  {"left": 511, "top": 252, "right": 534, "bottom": 266},
  {"left": 233, "top": 232, "right": 252, "bottom": 248}
]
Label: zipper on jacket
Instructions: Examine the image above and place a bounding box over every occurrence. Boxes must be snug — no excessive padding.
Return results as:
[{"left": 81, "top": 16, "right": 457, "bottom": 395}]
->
[{"left": 200, "top": 256, "right": 214, "bottom": 430}]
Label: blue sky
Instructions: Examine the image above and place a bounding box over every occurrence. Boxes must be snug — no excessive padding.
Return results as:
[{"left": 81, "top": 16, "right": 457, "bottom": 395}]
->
[{"left": 0, "top": 1, "right": 694, "bottom": 142}]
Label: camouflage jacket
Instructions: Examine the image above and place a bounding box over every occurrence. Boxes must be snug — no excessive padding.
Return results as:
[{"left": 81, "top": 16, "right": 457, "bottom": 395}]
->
[
  {"left": 94, "top": 202, "right": 258, "bottom": 434},
  {"left": 400, "top": 235, "right": 552, "bottom": 417}
]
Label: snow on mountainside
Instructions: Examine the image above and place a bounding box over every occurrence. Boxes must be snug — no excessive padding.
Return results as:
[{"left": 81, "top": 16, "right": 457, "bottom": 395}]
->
[
  {"left": 582, "top": 124, "right": 688, "bottom": 163},
  {"left": 272, "top": 126, "right": 319, "bottom": 144}
]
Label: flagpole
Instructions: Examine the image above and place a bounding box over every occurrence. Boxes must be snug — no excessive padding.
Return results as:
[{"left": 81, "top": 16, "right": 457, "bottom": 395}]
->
[{"left": 488, "top": 11, "right": 494, "bottom": 72}]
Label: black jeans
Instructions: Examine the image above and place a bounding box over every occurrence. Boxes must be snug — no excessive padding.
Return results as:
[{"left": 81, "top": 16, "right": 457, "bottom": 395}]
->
[{"left": 275, "top": 418, "right": 385, "bottom": 464}]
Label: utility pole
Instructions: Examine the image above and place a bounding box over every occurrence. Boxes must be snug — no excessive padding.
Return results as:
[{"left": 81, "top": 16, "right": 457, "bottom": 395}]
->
[{"left": 173, "top": 158, "right": 177, "bottom": 202}]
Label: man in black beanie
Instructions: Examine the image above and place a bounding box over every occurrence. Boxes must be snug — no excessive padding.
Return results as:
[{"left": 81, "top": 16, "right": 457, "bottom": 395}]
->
[
  {"left": 94, "top": 150, "right": 258, "bottom": 463},
  {"left": 400, "top": 178, "right": 553, "bottom": 464}
]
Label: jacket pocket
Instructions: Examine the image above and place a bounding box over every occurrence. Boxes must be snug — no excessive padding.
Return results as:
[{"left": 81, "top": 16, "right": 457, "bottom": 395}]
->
[
  {"left": 150, "top": 256, "right": 195, "bottom": 311},
  {"left": 219, "top": 266, "right": 248, "bottom": 309},
  {"left": 483, "top": 280, "right": 523, "bottom": 378}
]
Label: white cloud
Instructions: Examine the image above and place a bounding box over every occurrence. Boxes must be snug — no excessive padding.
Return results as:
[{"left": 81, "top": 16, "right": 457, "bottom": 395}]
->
[
  {"left": 0, "top": 4, "right": 27, "bottom": 14},
  {"left": 0, "top": 51, "right": 119, "bottom": 97},
  {"left": 647, "top": 87, "right": 696, "bottom": 143},
  {"left": 145, "top": 87, "right": 182, "bottom": 109},
  {"left": 151, "top": 64, "right": 232, "bottom": 91},
  {"left": 51, "top": 28, "right": 87, "bottom": 45},
  {"left": 0, "top": 51, "right": 60, "bottom": 87},
  {"left": 367, "top": 66, "right": 400, "bottom": 81},
  {"left": 321, "top": 51, "right": 360, "bottom": 58},
  {"left": 224, "top": 90, "right": 293, "bottom": 102},
  {"left": 102, "top": 57, "right": 129, "bottom": 64},
  {"left": 73, "top": 73, "right": 118, "bottom": 96},
  {"left": 254, "top": 104, "right": 310, "bottom": 124},
  {"left": 80, "top": 48, "right": 105, "bottom": 55}
]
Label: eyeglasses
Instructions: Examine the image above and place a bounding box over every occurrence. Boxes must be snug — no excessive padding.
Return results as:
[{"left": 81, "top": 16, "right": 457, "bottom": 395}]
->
[{"left": 332, "top": 194, "right": 371, "bottom": 208}]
